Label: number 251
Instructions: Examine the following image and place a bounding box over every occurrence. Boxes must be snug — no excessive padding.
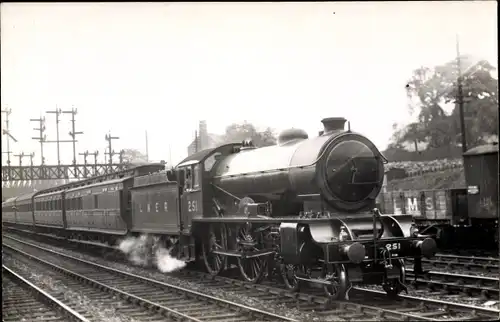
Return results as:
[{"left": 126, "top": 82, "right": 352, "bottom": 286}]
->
[{"left": 188, "top": 200, "right": 198, "bottom": 212}]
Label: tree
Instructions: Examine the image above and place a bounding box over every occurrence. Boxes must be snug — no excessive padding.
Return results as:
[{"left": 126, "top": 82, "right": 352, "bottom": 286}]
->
[
  {"left": 221, "top": 121, "right": 277, "bottom": 147},
  {"left": 399, "top": 56, "right": 498, "bottom": 150},
  {"left": 121, "top": 148, "right": 148, "bottom": 165},
  {"left": 446, "top": 60, "right": 499, "bottom": 146}
]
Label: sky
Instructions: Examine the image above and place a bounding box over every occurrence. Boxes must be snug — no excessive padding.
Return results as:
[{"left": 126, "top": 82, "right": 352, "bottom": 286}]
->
[{"left": 1, "top": 1, "right": 498, "bottom": 166}]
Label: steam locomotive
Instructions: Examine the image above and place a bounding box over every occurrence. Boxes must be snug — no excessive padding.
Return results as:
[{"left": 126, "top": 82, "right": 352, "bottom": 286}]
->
[{"left": 2, "top": 117, "right": 437, "bottom": 300}]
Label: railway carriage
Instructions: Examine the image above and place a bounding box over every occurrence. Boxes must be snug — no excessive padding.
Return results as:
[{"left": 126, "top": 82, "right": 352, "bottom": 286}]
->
[
  {"left": 15, "top": 192, "right": 36, "bottom": 226},
  {"left": 2, "top": 197, "right": 18, "bottom": 224},
  {"left": 65, "top": 177, "right": 132, "bottom": 237},
  {"left": 34, "top": 190, "right": 65, "bottom": 229}
]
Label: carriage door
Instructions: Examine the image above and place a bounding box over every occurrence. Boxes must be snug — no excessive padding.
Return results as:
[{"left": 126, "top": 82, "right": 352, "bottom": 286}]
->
[{"left": 179, "top": 163, "right": 202, "bottom": 235}]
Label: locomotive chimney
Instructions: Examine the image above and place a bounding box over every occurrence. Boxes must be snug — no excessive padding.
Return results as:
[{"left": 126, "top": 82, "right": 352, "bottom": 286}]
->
[{"left": 321, "top": 117, "right": 347, "bottom": 133}]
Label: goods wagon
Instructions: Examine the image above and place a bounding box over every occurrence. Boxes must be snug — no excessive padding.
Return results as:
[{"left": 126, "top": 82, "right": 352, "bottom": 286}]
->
[{"left": 378, "top": 142, "right": 499, "bottom": 248}]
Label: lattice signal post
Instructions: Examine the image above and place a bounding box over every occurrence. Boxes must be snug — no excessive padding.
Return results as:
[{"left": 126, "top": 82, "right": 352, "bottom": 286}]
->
[
  {"left": 2, "top": 107, "right": 18, "bottom": 166},
  {"left": 30, "top": 116, "right": 47, "bottom": 165},
  {"left": 2, "top": 107, "right": 129, "bottom": 183},
  {"left": 105, "top": 132, "right": 120, "bottom": 165},
  {"left": 62, "top": 107, "right": 84, "bottom": 165}
]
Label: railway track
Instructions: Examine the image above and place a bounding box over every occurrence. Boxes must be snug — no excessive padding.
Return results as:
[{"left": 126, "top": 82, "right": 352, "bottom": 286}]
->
[
  {"left": 3, "top": 232, "right": 500, "bottom": 321},
  {"left": 409, "top": 254, "right": 499, "bottom": 275},
  {"left": 2, "top": 264, "right": 89, "bottom": 322},
  {"left": 406, "top": 268, "right": 499, "bottom": 298},
  {"left": 179, "top": 268, "right": 500, "bottom": 321},
  {"left": 2, "top": 236, "right": 295, "bottom": 322}
]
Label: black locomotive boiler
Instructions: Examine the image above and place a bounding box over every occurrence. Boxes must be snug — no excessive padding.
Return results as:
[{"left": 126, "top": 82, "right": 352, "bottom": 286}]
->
[{"left": 181, "top": 117, "right": 437, "bottom": 299}]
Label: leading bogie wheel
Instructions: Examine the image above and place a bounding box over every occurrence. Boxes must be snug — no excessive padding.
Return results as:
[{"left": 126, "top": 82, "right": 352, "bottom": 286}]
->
[
  {"left": 383, "top": 259, "right": 407, "bottom": 298},
  {"left": 202, "top": 224, "right": 228, "bottom": 276},
  {"left": 280, "top": 263, "right": 300, "bottom": 292},
  {"left": 322, "top": 263, "right": 347, "bottom": 300}
]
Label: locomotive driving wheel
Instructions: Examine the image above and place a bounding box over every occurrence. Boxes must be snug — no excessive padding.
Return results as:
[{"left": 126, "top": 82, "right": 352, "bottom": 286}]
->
[
  {"left": 321, "top": 263, "right": 347, "bottom": 300},
  {"left": 236, "top": 224, "right": 267, "bottom": 283},
  {"left": 202, "top": 224, "right": 228, "bottom": 276}
]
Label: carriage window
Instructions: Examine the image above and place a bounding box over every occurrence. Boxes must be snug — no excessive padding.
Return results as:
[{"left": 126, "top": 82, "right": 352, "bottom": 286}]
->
[
  {"left": 94, "top": 195, "right": 99, "bottom": 209},
  {"left": 78, "top": 197, "right": 83, "bottom": 210},
  {"left": 193, "top": 164, "right": 200, "bottom": 189}
]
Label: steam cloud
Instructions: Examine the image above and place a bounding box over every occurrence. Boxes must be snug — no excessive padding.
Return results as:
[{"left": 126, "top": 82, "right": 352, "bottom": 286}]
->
[{"left": 118, "top": 234, "right": 186, "bottom": 273}]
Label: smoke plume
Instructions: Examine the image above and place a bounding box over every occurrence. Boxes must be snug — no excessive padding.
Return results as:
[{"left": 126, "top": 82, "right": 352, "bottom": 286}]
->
[{"left": 118, "top": 234, "right": 186, "bottom": 273}]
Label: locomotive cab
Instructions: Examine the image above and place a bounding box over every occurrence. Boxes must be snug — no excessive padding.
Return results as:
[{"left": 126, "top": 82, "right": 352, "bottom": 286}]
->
[{"left": 176, "top": 143, "right": 248, "bottom": 225}]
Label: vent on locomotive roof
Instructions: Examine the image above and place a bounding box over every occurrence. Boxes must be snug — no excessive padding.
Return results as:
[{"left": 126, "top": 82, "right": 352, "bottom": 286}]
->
[
  {"left": 277, "top": 128, "right": 309, "bottom": 145},
  {"left": 321, "top": 117, "right": 347, "bottom": 133}
]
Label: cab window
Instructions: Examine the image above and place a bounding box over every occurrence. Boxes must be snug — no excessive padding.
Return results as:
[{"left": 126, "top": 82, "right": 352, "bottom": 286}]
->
[
  {"left": 184, "top": 167, "right": 192, "bottom": 191},
  {"left": 204, "top": 153, "right": 221, "bottom": 172},
  {"left": 193, "top": 164, "right": 200, "bottom": 189}
]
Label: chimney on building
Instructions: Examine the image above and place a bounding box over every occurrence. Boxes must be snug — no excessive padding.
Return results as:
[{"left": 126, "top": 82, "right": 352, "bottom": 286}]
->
[{"left": 199, "top": 120, "right": 208, "bottom": 150}]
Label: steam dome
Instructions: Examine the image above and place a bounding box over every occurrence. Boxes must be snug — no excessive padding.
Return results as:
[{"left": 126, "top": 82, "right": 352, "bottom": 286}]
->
[{"left": 277, "top": 128, "right": 309, "bottom": 145}]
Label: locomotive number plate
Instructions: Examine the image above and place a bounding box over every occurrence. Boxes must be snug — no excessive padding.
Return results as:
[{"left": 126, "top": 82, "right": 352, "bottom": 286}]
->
[{"left": 385, "top": 242, "right": 401, "bottom": 251}]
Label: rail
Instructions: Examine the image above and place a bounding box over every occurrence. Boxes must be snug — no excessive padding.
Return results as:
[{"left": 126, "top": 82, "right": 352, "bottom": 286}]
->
[
  {"left": 4, "top": 229, "right": 499, "bottom": 321},
  {"left": 2, "top": 264, "right": 89, "bottom": 321},
  {"left": 3, "top": 236, "right": 295, "bottom": 322}
]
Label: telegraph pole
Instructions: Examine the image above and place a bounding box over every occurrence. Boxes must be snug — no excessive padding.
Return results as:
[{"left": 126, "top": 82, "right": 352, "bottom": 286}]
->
[
  {"left": 62, "top": 107, "right": 83, "bottom": 165},
  {"left": 105, "top": 132, "right": 119, "bottom": 165},
  {"left": 30, "top": 115, "right": 47, "bottom": 165},
  {"left": 1, "top": 107, "right": 18, "bottom": 166},
  {"left": 456, "top": 34, "right": 467, "bottom": 153}
]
